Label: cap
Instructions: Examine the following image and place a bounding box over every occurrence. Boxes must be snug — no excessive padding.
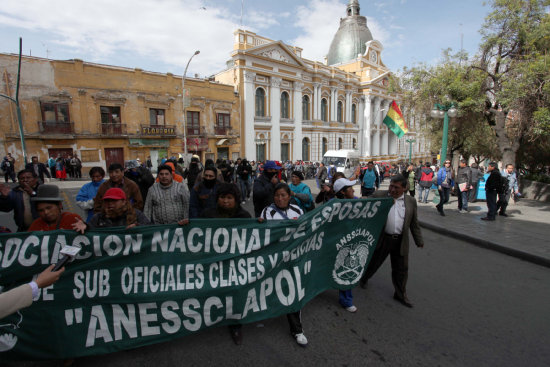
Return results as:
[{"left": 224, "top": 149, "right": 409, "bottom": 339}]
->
[
  {"left": 333, "top": 178, "right": 356, "bottom": 193},
  {"left": 263, "top": 160, "right": 282, "bottom": 170},
  {"left": 103, "top": 188, "right": 126, "bottom": 200}
]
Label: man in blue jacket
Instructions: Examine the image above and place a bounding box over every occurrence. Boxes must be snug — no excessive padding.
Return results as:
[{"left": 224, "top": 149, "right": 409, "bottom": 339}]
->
[{"left": 360, "top": 161, "right": 379, "bottom": 197}]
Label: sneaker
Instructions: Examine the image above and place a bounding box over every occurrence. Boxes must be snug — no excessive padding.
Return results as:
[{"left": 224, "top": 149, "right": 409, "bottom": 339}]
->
[
  {"left": 241, "top": 201, "right": 246, "bottom": 205},
  {"left": 294, "top": 333, "right": 308, "bottom": 346},
  {"left": 345, "top": 305, "right": 358, "bottom": 313}
]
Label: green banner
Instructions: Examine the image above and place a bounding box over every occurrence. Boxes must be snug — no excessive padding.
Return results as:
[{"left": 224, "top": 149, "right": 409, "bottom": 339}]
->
[{"left": 0, "top": 198, "right": 391, "bottom": 360}]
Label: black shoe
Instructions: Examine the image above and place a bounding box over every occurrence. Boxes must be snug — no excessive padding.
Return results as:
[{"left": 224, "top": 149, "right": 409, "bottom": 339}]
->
[
  {"left": 481, "top": 217, "right": 495, "bottom": 221},
  {"left": 439, "top": 210, "right": 445, "bottom": 216},
  {"left": 229, "top": 326, "right": 242, "bottom": 345},
  {"left": 499, "top": 212, "right": 508, "bottom": 217},
  {"left": 393, "top": 293, "right": 413, "bottom": 308}
]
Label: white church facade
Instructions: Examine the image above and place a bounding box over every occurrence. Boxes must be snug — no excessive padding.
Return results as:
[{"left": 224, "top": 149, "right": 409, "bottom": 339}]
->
[{"left": 215, "top": 0, "right": 429, "bottom": 163}]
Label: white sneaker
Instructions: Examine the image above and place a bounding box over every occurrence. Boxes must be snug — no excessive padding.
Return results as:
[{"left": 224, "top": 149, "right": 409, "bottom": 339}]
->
[
  {"left": 345, "top": 305, "right": 357, "bottom": 313},
  {"left": 294, "top": 333, "right": 308, "bottom": 346},
  {"left": 458, "top": 209, "right": 463, "bottom": 213}
]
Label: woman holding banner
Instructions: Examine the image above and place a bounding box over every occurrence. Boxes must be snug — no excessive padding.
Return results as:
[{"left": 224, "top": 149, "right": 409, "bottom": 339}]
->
[
  {"left": 200, "top": 183, "right": 251, "bottom": 345},
  {"left": 259, "top": 183, "right": 308, "bottom": 347}
]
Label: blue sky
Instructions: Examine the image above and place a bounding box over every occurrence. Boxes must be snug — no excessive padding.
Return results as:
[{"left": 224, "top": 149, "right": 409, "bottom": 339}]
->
[{"left": 0, "top": 0, "right": 492, "bottom": 77}]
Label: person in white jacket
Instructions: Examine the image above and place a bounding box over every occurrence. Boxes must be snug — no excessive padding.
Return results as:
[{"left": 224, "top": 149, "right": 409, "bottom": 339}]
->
[{"left": 0, "top": 265, "right": 65, "bottom": 319}]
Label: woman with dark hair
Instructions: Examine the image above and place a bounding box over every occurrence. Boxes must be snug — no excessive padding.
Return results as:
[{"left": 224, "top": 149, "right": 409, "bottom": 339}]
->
[
  {"left": 76, "top": 166, "right": 106, "bottom": 222},
  {"left": 259, "top": 183, "right": 308, "bottom": 347},
  {"left": 189, "top": 166, "right": 220, "bottom": 218},
  {"left": 200, "top": 183, "right": 251, "bottom": 345},
  {"left": 288, "top": 170, "right": 314, "bottom": 212}
]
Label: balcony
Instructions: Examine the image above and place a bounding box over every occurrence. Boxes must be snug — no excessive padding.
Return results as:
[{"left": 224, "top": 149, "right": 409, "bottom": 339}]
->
[
  {"left": 100, "top": 123, "right": 127, "bottom": 135},
  {"left": 140, "top": 124, "right": 176, "bottom": 137},
  {"left": 38, "top": 121, "right": 74, "bottom": 135}
]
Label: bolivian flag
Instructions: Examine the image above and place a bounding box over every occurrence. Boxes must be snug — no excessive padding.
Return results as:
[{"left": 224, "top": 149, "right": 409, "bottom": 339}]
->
[{"left": 383, "top": 101, "right": 408, "bottom": 138}]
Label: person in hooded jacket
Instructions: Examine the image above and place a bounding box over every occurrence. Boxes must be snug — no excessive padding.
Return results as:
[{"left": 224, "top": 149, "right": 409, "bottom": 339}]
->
[
  {"left": 189, "top": 166, "right": 220, "bottom": 218},
  {"left": 252, "top": 160, "right": 281, "bottom": 217},
  {"left": 236, "top": 158, "right": 252, "bottom": 203},
  {"left": 76, "top": 166, "right": 106, "bottom": 222},
  {"left": 184, "top": 156, "right": 203, "bottom": 191},
  {"left": 418, "top": 163, "right": 434, "bottom": 203},
  {"left": 124, "top": 160, "right": 155, "bottom": 202}
]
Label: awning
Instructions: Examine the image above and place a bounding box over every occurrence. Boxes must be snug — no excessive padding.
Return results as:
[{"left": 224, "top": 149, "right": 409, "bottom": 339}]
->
[{"left": 217, "top": 138, "right": 229, "bottom": 146}]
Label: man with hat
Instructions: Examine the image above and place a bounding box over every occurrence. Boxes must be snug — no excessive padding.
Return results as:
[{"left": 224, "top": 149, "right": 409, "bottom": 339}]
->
[
  {"left": 76, "top": 187, "right": 150, "bottom": 231},
  {"left": 28, "top": 185, "right": 82, "bottom": 231},
  {"left": 252, "top": 160, "right": 282, "bottom": 217}
]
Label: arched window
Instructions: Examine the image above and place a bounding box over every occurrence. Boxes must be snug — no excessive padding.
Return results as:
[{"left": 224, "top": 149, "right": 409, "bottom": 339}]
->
[
  {"left": 302, "top": 137, "right": 310, "bottom": 161},
  {"left": 322, "top": 137, "right": 328, "bottom": 155},
  {"left": 255, "top": 88, "right": 265, "bottom": 117},
  {"left": 280, "top": 91, "right": 289, "bottom": 119},
  {"left": 256, "top": 134, "right": 266, "bottom": 161},
  {"left": 337, "top": 101, "right": 343, "bottom": 122},
  {"left": 302, "top": 95, "right": 310, "bottom": 121},
  {"left": 338, "top": 137, "right": 343, "bottom": 150},
  {"left": 351, "top": 104, "right": 356, "bottom": 124},
  {"left": 321, "top": 98, "right": 328, "bottom": 122},
  {"left": 352, "top": 138, "right": 357, "bottom": 149}
]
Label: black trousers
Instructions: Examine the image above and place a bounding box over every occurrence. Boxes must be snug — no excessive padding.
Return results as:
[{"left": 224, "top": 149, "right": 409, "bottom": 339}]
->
[
  {"left": 361, "top": 233, "right": 408, "bottom": 299},
  {"left": 486, "top": 190, "right": 498, "bottom": 219},
  {"left": 496, "top": 189, "right": 510, "bottom": 214}
]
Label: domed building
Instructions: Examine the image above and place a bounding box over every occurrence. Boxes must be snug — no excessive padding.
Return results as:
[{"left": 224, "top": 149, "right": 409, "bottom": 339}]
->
[
  {"left": 215, "top": 0, "right": 428, "bottom": 162},
  {"left": 327, "top": 0, "right": 373, "bottom": 66}
]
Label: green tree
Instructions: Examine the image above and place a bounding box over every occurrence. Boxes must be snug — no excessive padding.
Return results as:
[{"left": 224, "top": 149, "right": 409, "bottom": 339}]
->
[{"left": 478, "top": 0, "right": 550, "bottom": 168}]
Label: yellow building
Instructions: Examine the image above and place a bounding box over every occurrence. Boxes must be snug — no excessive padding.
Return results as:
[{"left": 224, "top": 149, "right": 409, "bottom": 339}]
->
[{"left": 0, "top": 54, "right": 241, "bottom": 172}]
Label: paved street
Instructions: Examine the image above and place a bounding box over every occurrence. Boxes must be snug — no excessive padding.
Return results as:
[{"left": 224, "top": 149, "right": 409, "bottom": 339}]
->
[{"left": 2, "top": 178, "right": 550, "bottom": 366}]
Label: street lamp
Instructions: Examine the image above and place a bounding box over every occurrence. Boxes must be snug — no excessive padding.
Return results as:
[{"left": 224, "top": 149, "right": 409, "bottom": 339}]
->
[
  {"left": 430, "top": 103, "right": 457, "bottom": 166},
  {"left": 406, "top": 138, "right": 416, "bottom": 164},
  {"left": 182, "top": 50, "right": 200, "bottom": 165}
]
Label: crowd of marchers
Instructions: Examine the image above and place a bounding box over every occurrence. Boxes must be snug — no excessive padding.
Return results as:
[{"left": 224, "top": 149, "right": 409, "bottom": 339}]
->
[{"left": 0, "top": 154, "right": 427, "bottom": 349}]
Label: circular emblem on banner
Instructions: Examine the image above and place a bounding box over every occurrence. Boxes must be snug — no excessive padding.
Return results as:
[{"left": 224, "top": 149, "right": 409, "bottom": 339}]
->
[{"left": 332, "top": 240, "right": 370, "bottom": 285}]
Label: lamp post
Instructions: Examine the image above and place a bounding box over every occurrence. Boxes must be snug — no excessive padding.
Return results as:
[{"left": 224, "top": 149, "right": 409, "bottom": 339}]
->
[
  {"left": 406, "top": 138, "right": 416, "bottom": 164},
  {"left": 182, "top": 50, "right": 200, "bottom": 165},
  {"left": 430, "top": 103, "right": 457, "bottom": 166}
]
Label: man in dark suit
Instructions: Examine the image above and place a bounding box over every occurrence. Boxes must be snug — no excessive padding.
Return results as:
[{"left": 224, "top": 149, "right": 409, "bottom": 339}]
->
[
  {"left": 360, "top": 174, "right": 424, "bottom": 307},
  {"left": 25, "top": 156, "right": 51, "bottom": 184}
]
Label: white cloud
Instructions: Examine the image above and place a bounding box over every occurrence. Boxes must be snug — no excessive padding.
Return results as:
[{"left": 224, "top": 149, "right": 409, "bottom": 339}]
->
[
  {"left": 290, "top": 0, "right": 394, "bottom": 62},
  {"left": 0, "top": 0, "right": 239, "bottom": 76}
]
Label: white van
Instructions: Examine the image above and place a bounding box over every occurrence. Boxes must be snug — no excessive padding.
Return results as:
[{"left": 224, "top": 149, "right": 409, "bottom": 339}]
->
[{"left": 322, "top": 150, "right": 361, "bottom": 178}]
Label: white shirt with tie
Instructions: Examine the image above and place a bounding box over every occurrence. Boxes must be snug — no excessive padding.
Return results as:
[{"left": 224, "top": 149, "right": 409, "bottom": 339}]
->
[{"left": 385, "top": 194, "right": 406, "bottom": 235}]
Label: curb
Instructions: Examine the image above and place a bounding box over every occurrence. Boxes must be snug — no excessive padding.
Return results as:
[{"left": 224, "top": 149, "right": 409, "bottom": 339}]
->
[{"left": 418, "top": 220, "right": 550, "bottom": 269}]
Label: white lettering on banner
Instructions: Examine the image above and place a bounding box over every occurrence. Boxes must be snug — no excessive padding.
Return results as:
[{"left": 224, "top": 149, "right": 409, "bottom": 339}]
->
[
  {"left": 120, "top": 265, "right": 205, "bottom": 296},
  {"left": 73, "top": 269, "right": 111, "bottom": 299},
  {"left": 76, "top": 267, "right": 307, "bottom": 347}
]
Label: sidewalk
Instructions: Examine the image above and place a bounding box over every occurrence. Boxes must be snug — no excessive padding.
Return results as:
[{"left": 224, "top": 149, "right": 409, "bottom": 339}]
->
[
  {"left": 415, "top": 192, "right": 550, "bottom": 268},
  {"left": 305, "top": 179, "right": 550, "bottom": 269}
]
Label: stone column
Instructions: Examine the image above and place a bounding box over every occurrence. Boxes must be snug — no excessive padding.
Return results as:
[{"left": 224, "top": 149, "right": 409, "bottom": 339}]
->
[
  {"left": 372, "top": 97, "right": 381, "bottom": 157},
  {"left": 243, "top": 71, "right": 256, "bottom": 160},
  {"left": 362, "top": 96, "right": 372, "bottom": 157},
  {"left": 358, "top": 96, "right": 365, "bottom": 154},
  {"left": 270, "top": 77, "right": 282, "bottom": 160},
  {"left": 312, "top": 83, "right": 320, "bottom": 120},
  {"left": 330, "top": 87, "right": 337, "bottom": 122},
  {"left": 293, "top": 82, "right": 303, "bottom": 161},
  {"left": 345, "top": 91, "right": 351, "bottom": 123}
]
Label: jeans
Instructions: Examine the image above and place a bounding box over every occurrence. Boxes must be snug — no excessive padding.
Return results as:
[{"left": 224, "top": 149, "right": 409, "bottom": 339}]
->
[
  {"left": 238, "top": 178, "right": 250, "bottom": 201},
  {"left": 339, "top": 289, "right": 353, "bottom": 308},
  {"left": 418, "top": 185, "right": 430, "bottom": 202},
  {"left": 457, "top": 189, "right": 469, "bottom": 211},
  {"left": 436, "top": 187, "right": 451, "bottom": 210}
]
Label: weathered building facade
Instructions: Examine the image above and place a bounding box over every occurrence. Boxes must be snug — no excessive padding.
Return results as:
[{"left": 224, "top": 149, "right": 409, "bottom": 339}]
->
[{"left": 0, "top": 54, "right": 240, "bottom": 171}]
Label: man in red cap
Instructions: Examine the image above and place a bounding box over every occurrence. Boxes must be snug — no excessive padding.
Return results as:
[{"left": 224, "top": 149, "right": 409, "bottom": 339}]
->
[{"left": 75, "top": 187, "right": 150, "bottom": 231}]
